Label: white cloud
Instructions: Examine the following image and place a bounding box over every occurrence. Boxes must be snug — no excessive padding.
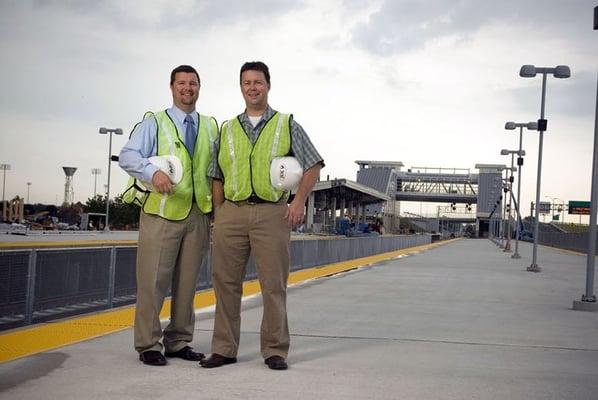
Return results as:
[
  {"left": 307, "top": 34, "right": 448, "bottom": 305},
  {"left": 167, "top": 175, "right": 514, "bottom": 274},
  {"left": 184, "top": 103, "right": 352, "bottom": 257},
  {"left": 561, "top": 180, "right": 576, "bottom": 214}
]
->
[{"left": 0, "top": 0, "right": 596, "bottom": 220}]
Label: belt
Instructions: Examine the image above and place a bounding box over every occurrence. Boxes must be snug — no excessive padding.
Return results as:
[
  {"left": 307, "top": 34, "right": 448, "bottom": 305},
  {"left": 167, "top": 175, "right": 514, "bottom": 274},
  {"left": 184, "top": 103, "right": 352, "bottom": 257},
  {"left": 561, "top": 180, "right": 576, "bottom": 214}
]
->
[{"left": 233, "top": 194, "right": 268, "bottom": 205}]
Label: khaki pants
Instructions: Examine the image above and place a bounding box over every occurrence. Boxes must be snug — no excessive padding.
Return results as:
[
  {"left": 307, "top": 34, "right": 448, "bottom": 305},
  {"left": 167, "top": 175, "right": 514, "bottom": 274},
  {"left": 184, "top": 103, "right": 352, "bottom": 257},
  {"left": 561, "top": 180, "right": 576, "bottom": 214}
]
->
[
  {"left": 134, "top": 206, "right": 210, "bottom": 353},
  {"left": 211, "top": 200, "right": 291, "bottom": 359}
]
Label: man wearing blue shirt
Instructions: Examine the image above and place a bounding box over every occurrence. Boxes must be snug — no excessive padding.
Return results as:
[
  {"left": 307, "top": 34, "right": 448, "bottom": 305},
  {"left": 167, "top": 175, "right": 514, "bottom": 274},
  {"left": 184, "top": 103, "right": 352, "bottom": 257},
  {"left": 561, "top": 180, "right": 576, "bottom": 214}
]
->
[{"left": 119, "top": 65, "right": 217, "bottom": 366}]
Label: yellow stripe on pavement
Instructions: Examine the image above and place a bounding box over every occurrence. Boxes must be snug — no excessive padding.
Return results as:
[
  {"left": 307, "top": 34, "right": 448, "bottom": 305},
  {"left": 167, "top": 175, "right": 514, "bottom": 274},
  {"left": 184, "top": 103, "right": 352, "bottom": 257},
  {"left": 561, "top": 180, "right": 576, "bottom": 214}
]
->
[{"left": 0, "top": 239, "right": 456, "bottom": 363}]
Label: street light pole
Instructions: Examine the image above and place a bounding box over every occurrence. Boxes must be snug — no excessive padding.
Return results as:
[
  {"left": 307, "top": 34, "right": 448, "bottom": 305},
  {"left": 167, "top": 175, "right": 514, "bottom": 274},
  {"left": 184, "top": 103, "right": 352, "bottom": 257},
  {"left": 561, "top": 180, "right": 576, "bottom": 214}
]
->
[
  {"left": 26, "top": 182, "right": 31, "bottom": 203},
  {"left": 99, "top": 127, "right": 123, "bottom": 231},
  {"left": 572, "top": 68, "right": 598, "bottom": 311},
  {"left": 91, "top": 168, "right": 101, "bottom": 198},
  {"left": 505, "top": 122, "right": 536, "bottom": 258},
  {"left": 507, "top": 161, "right": 515, "bottom": 252},
  {"left": 519, "top": 64, "right": 571, "bottom": 273},
  {"left": 530, "top": 72, "right": 547, "bottom": 271},
  {"left": 498, "top": 160, "right": 518, "bottom": 252},
  {"left": 499, "top": 169, "right": 508, "bottom": 248}
]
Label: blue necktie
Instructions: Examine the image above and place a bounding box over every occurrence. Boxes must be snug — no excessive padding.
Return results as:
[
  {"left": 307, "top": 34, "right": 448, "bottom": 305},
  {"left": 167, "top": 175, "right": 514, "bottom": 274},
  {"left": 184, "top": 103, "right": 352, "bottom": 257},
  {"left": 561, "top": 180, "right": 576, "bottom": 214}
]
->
[{"left": 184, "top": 114, "right": 196, "bottom": 155}]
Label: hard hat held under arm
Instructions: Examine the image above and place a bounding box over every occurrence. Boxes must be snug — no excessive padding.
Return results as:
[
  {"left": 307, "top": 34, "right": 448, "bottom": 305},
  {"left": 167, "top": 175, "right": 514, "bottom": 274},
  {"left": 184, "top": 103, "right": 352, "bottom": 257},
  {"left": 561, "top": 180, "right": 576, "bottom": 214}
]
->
[{"left": 270, "top": 156, "right": 303, "bottom": 191}]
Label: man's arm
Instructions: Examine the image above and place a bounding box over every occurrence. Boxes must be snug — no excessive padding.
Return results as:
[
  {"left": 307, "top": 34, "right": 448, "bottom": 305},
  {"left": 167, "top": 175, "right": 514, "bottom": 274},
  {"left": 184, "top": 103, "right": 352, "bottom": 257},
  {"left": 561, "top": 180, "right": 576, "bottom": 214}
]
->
[
  {"left": 119, "top": 115, "right": 175, "bottom": 194},
  {"left": 285, "top": 162, "right": 322, "bottom": 228},
  {"left": 207, "top": 119, "right": 225, "bottom": 208},
  {"left": 118, "top": 116, "right": 163, "bottom": 188},
  {"left": 285, "top": 117, "right": 324, "bottom": 228}
]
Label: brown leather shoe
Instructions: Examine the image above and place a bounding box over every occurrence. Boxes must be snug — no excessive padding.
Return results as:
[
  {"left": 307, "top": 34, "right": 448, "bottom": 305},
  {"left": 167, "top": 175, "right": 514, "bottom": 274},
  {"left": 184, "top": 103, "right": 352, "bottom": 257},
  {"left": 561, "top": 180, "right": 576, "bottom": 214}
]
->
[
  {"left": 165, "top": 346, "right": 205, "bottom": 361},
  {"left": 264, "top": 355, "right": 288, "bottom": 370},
  {"left": 199, "top": 353, "right": 237, "bottom": 368},
  {"left": 139, "top": 351, "right": 167, "bottom": 366}
]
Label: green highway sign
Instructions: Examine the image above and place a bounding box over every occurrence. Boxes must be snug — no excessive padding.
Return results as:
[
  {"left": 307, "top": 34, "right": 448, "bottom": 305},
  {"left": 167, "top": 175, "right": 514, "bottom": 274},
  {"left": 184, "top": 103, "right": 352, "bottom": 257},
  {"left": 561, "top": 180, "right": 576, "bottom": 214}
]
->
[{"left": 568, "top": 200, "right": 591, "bottom": 215}]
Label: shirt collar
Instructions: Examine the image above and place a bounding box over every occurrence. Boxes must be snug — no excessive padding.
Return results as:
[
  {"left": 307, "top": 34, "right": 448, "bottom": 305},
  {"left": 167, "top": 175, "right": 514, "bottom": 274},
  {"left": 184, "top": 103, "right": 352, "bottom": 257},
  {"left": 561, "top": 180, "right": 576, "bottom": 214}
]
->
[
  {"left": 239, "top": 105, "right": 276, "bottom": 128},
  {"left": 169, "top": 105, "right": 198, "bottom": 126}
]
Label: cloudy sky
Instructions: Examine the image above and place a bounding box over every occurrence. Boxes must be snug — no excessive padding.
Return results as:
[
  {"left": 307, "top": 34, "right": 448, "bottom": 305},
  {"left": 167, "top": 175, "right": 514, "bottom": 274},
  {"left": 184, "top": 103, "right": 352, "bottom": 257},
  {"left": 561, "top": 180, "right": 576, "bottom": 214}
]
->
[{"left": 0, "top": 0, "right": 597, "bottom": 219}]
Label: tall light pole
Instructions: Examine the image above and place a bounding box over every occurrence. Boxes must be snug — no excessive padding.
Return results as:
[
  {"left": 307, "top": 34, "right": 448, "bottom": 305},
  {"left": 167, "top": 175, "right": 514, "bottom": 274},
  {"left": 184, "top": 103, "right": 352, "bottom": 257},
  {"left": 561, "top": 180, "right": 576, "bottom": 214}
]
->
[
  {"left": 573, "top": 9, "right": 598, "bottom": 310},
  {"left": 573, "top": 72, "right": 598, "bottom": 310},
  {"left": 519, "top": 64, "right": 571, "bottom": 272},
  {"left": 91, "top": 168, "right": 101, "bottom": 197},
  {"left": 1, "top": 163, "right": 10, "bottom": 204},
  {"left": 498, "top": 167, "right": 516, "bottom": 250},
  {"left": 498, "top": 169, "right": 508, "bottom": 248},
  {"left": 505, "top": 121, "right": 537, "bottom": 258},
  {"left": 26, "top": 182, "right": 31, "bottom": 203},
  {"left": 501, "top": 150, "right": 522, "bottom": 253},
  {"left": 99, "top": 127, "right": 123, "bottom": 231},
  {"left": 500, "top": 149, "right": 525, "bottom": 253}
]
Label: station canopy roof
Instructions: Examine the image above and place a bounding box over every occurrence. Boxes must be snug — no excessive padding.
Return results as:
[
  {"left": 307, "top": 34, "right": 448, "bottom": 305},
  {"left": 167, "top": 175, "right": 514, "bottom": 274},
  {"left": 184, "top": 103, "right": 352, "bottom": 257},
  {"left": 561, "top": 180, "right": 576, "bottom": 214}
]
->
[{"left": 312, "top": 179, "right": 390, "bottom": 205}]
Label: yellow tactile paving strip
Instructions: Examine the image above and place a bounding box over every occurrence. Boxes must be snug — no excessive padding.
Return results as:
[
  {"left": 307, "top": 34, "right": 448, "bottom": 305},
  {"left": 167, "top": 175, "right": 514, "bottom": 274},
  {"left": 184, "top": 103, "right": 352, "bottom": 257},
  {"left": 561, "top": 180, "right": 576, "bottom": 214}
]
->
[{"left": 0, "top": 239, "right": 457, "bottom": 363}]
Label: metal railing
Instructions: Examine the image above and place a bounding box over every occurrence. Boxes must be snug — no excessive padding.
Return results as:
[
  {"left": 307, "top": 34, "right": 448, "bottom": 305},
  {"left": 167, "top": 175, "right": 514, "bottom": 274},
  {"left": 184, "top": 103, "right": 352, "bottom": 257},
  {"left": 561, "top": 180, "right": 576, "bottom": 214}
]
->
[
  {"left": 537, "top": 231, "right": 598, "bottom": 254},
  {"left": 0, "top": 234, "right": 431, "bottom": 331}
]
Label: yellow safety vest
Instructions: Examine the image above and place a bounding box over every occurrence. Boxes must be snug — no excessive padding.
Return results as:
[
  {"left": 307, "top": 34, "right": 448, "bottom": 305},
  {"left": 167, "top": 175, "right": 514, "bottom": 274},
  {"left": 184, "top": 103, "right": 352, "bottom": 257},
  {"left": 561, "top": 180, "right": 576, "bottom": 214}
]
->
[
  {"left": 218, "top": 112, "right": 291, "bottom": 202},
  {"left": 122, "top": 110, "right": 217, "bottom": 220}
]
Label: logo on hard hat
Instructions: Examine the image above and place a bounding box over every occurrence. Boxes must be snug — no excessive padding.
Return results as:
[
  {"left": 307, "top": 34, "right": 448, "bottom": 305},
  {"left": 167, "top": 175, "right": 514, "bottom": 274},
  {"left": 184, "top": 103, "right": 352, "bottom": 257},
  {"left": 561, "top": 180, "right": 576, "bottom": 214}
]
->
[
  {"left": 143, "top": 155, "right": 184, "bottom": 192},
  {"left": 279, "top": 165, "right": 286, "bottom": 180},
  {"left": 270, "top": 157, "right": 302, "bottom": 191}
]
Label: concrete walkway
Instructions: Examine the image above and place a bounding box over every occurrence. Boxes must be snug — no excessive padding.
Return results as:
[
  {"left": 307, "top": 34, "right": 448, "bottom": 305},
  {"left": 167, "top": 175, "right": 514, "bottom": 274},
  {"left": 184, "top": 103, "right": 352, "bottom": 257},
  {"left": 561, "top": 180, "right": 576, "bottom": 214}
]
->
[{"left": 1, "top": 239, "right": 597, "bottom": 400}]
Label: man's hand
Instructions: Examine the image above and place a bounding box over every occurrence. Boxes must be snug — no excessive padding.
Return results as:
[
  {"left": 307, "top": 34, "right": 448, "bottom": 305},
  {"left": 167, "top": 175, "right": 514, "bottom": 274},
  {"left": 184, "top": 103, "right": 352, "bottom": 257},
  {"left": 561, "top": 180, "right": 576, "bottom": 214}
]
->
[
  {"left": 283, "top": 162, "right": 322, "bottom": 228},
  {"left": 152, "top": 170, "right": 173, "bottom": 194},
  {"left": 285, "top": 197, "right": 305, "bottom": 228}
]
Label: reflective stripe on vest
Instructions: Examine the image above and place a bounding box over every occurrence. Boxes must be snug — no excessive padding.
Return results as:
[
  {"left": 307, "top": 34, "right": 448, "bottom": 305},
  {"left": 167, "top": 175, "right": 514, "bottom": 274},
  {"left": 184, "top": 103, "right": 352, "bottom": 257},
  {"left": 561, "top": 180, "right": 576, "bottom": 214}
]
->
[
  {"left": 122, "top": 110, "right": 216, "bottom": 220},
  {"left": 218, "top": 112, "right": 291, "bottom": 202}
]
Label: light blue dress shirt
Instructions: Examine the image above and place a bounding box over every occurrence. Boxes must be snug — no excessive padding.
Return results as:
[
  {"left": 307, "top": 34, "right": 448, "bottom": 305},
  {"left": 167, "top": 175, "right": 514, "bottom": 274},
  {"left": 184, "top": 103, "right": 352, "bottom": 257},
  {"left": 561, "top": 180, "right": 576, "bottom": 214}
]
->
[{"left": 119, "top": 105, "right": 198, "bottom": 183}]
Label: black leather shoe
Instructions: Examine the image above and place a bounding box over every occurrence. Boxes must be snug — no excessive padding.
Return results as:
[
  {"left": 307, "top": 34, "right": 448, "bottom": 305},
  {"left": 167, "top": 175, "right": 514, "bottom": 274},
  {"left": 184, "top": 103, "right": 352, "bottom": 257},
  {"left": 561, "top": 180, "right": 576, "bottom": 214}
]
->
[
  {"left": 264, "top": 355, "right": 288, "bottom": 370},
  {"left": 139, "top": 351, "right": 167, "bottom": 366},
  {"left": 165, "top": 346, "right": 205, "bottom": 361},
  {"left": 199, "top": 353, "right": 237, "bottom": 368}
]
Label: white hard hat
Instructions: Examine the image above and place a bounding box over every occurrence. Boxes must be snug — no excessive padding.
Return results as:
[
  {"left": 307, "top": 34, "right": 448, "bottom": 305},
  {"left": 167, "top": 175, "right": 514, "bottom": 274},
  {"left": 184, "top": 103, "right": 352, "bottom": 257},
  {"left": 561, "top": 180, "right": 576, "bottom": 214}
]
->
[
  {"left": 148, "top": 155, "right": 184, "bottom": 184},
  {"left": 270, "top": 156, "right": 303, "bottom": 191}
]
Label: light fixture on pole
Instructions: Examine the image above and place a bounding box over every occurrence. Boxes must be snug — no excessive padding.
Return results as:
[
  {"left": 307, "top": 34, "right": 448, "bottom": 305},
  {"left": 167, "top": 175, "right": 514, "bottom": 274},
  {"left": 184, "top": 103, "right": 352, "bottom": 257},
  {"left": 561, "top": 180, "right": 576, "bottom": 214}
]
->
[
  {"left": 99, "top": 127, "right": 123, "bottom": 231},
  {"left": 91, "top": 168, "right": 102, "bottom": 198},
  {"left": 26, "top": 182, "right": 31, "bottom": 204},
  {"left": 1, "top": 163, "right": 11, "bottom": 204},
  {"left": 505, "top": 121, "right": 536, "bottom": 258},
  {"left": 519, "top": 64, "right": 571, "bottom": 272}
]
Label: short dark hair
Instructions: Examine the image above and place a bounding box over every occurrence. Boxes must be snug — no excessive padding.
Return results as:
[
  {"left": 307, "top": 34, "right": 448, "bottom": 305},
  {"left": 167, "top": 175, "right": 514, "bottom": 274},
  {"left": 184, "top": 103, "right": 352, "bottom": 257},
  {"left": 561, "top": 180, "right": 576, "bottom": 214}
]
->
[
  {"left": 240, "top": 61, "right": 270, "bottom": 85},
  {"left": 170, "top": 65, "right": 200, "bottom": 85}
]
